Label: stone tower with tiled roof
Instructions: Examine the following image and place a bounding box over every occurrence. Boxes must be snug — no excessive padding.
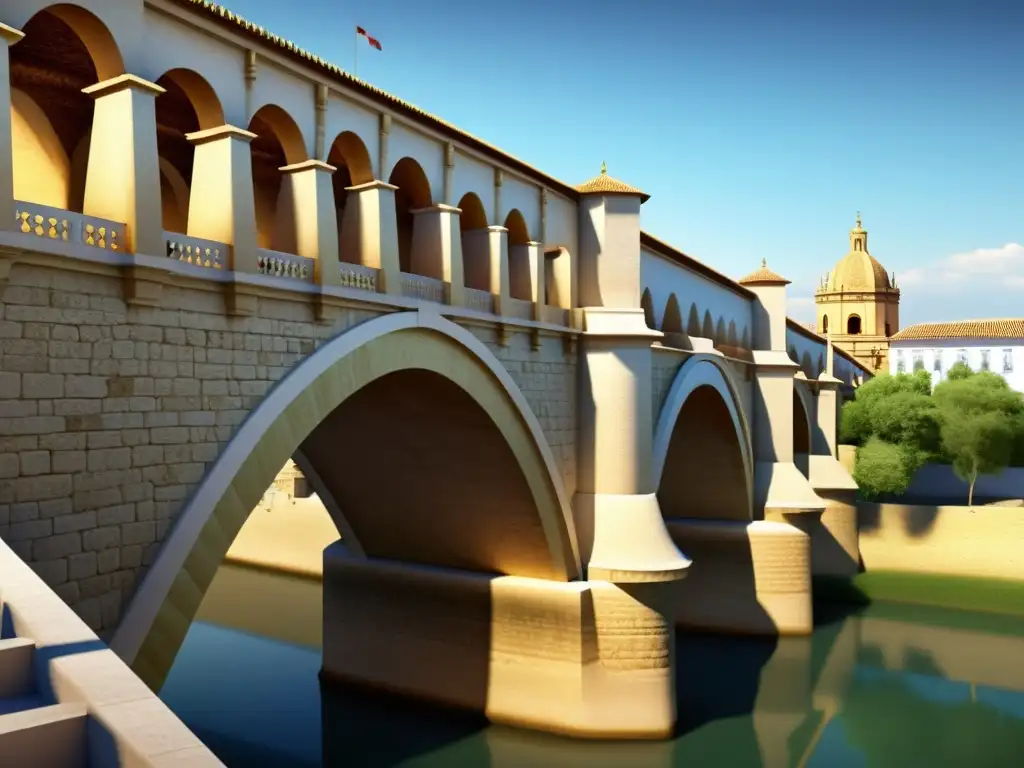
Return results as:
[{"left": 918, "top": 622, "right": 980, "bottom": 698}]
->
[{"left": 814, "top": 214, "right": 900, "bottom": 373}]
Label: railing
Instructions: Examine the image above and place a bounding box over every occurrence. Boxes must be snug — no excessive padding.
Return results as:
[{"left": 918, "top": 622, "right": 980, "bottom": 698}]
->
[
  {"left": 505, "top": 297, "right": 534, "bottom": 321},
  {"left": 14, "top": 200, "right": 124, "bottom": 252},
  {"left": 164, "top": 232, "right": 227, "bottom": 270},
  {"left": 465, "top": 287, "right": 493, "bottom": 314},
  {"left": 256, "top": 248, "right": 315, "bottom": 282},
  {"left": 339, "top": 263, "right": 378, "bottom": 291},
  {"left": 400, "top": 272, "right": 446, "bottom": 303}
]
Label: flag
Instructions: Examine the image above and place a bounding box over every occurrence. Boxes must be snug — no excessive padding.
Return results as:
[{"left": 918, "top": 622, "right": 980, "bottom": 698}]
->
[{"left": 356, "top": 26, "right": 382, "bottom": 51}]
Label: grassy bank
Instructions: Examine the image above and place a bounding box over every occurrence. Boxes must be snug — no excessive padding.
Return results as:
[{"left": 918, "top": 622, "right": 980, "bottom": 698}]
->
[{"left": 815, "top": 570, "right": 1024, "bottom": 622}]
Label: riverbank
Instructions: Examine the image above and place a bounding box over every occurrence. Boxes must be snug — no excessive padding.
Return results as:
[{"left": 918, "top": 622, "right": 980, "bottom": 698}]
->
[{"left": 225, "top": 494, "right": 339, "bottom": 580}]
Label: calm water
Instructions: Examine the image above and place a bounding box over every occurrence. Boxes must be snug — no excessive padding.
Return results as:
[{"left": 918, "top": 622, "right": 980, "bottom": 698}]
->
[{"left": 160, "top": 564, "right": 1024, "bottom": 767}]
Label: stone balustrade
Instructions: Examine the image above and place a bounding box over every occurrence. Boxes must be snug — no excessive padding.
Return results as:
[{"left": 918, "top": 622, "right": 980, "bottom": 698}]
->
[
  {"left": 465, "top": 287, "right": 494, "bottom": 314},
  {"left": 164, "top": 231, "right": 227, "bottom": 271},
  {"left": 256, "top": 249, "right": 316, "bottom": 282},
  {"left": 400, "top": 272, "right": 446, "bottom": 303},
  {"left": 339, "top": 263, "right": 379, "bottom": 292},
  {"left": 14, "top": 201, "right": 124, "bottom": 253}
]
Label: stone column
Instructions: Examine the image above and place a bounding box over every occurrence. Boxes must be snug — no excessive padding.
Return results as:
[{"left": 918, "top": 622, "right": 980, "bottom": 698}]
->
[
  {"left": 526, "top": 240, "right": 546, "bottom": 320},
  {"left": 486, "top": 225, "right": 511, "bottom": 314},
  {"left": 340, "top": 180, "right": 401, "bottom": 295},
  {"left": 82, "top": 74, "right": 166, "bottom": 257},
  {"left": 410, "top": 204, "right": 464, "bottom": 305},
  {"left": 185, "top": 125, "right": 259, "bottom": 273},
  {"left": 280, "top": 159, "right": 340, "bottom": 286},
  {"left": 0, "top": 23, "right": 24, "bottom": 232},
  {"left": 808, "top": 370, "right": 860, "bottom": 577}
]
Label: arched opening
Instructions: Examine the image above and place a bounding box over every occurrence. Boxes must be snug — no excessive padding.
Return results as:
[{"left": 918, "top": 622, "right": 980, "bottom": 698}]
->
[
  {"left": 659, "top": 385, "right": 750, "bottom": 520},
  {"left": 458, "top": 192, "right": 490, "bottom": 291},
  {"left": 543, "top": 246, "right": 572, "bottom": 310},
  {"left": 154, "top": 69, "right": 224, "bottom": 237},
  {"left": 113, "top": 314, "right": 578, "bottom": 692},
  {"left": 388, "top": 157, "right": 433, "bottom": 275},
  {"left": 641, "top": 288, "right": 656, "bottom": 329},
  {"left": 326, "top": 130, "right": 374, "bottom": 264},
  {"left": 662, "top": 294, "right": 683, "bottom": 334},
  {"left": 504, "top": 209, "right": 532, "bottom": 301},
  {"left": 793, "top": 388, "right": 811, "bottom": 477},
  {"left": 822, "top": 315, "right": 829, "bottom": 334},
  {"left": 701, "top": 310, "right": 715, "bottom": 339},
  {"left": 847, "top": 314, "right": 862, "bottom": 335},
  {"left": 247, "top": 104, "right": 307, "bottom": 253},
  {"left": 9, "top": 6, "right": 124, "bottom": 214}
]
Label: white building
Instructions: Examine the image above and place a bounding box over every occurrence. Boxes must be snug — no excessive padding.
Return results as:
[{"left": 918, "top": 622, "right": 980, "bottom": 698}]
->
[{"left": 888, "top": 319, "right": 1024, "bottom": 392}]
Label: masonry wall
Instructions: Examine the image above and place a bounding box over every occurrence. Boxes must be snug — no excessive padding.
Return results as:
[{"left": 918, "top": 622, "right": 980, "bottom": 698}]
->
[{"left": 0, "top": 259, "right": 577, "bottom": 634}]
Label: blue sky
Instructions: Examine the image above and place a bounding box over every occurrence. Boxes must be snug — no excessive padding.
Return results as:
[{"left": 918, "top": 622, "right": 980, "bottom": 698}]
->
[{"left": 228, "top": 0, "right": 1024, "bottom": 326}]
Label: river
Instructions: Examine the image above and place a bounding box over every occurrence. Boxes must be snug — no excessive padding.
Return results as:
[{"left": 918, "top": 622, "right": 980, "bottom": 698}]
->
[{"left": 159, "top": 563, "right": 1024, "bottom": 767}]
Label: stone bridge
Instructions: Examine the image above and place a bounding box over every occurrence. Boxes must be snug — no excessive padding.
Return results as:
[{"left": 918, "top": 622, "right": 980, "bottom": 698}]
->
[{"left": 0, "top": 0, "right": 872, "bottom": 741}]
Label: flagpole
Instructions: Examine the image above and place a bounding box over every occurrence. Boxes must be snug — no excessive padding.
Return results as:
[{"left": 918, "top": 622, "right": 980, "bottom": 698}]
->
[{"left": 354, "top": 27, "right": 359, "bottom": 78}]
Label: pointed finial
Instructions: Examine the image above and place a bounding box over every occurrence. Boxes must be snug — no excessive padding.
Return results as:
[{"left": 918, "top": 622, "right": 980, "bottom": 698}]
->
[
  {"left": 856, "top": 211, "right": 862, "bottom": 227},
  {"left": 600, "top": 161, "right": 607, "bottom": 176},
  {"left": 761, "top": 258, "right": 767, "bottom": 268}
]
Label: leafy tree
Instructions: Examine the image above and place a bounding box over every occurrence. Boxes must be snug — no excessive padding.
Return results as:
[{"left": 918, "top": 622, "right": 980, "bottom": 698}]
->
[
  {"left": 852, "top": 436, "right": 926, "bottom": 499},
  {"left": 932, "top": 374, "right": 1024, "bottom": 506},
  {"left": 946, "top": 360, "right": 974, "bottom": 381},
  {"left": 840, "top": 371, "right": 935, "bottom": 447}
]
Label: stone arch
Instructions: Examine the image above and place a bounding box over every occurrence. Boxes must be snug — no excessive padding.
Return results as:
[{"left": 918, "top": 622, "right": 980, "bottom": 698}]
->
[
  {"left": 740, "top": 327, "right": 751, "bottom": 350},
  {"left": 388, "top": 157, "right": 434, "bottom": 275},
  {"left": 10, "top": 88, "right": 70, "bottom": 209},
  {"left": 153, "top": 69, "right": 224, "bottom": 235},
  {"left": 458, "top": 192, "right": 490, "bottom": 291},
  {"left": 641, "top": 288, "right": 656, "bottom": 329},
  {"left": 111, "top": 311, "right": 580, "bottom": 689},
  {"left": 26, "top": 4, "right": 124, "bottom": 81},
  {"left": 248, "top": 104, "right": 309, "bottom": 253},
  {"left": 504, "top": 209, "right": 532, "bottom": 301},
  {"left": 327, "top": 131, "right": 374, "bottom": 263},
  {"left": 715, "top": 317, "right": 727, "bottom": 347},
  {"left": 157, "top": 157, "right": 189, "bottom": 234},
  {"left": 10, "top": 5, "right": 125, "bottom": 214},
  {"left": 687, "top": 304, "right": 702, "bottom": 337},
  {"left": 654, "top": 355, "right": 754, "bottom": 521},
  {"left": 821, "top": 314, "right": 830, "bottom": 334},
  {"left": 543, "top": 246, "right": 573, "bottom": 310},
  {"left": 846, "top": 314, "right": 862, "bottom": 335},
  {"left": 727, "top": 320, "right": 739, "bottom": 348}
]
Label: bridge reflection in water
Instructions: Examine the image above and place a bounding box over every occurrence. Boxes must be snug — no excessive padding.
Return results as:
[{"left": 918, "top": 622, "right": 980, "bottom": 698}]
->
[{"left": 159, "top": 564, "right": 1024, "bottom": 768}]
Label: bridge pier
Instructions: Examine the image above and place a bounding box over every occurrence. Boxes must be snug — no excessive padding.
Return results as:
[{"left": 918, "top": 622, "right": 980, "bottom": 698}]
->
[{"left": 321, "top": 544, "right": 678, "bottom": 739}]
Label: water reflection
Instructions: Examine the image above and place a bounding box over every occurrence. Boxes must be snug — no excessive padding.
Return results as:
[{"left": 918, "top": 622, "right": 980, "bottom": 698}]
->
[{"left": 160, "top": 565, "right": 1024, "bottom": 767}]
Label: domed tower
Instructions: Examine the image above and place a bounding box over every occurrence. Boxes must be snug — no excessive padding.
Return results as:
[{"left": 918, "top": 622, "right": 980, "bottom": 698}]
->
[{"left": 814, "top": 214, "right": 900, "bottom": 373}]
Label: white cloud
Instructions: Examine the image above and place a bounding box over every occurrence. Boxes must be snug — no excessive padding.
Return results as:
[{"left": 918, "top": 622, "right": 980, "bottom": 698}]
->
[{"left": 899, "top": 243, "right": 1024, "bottom": 291}]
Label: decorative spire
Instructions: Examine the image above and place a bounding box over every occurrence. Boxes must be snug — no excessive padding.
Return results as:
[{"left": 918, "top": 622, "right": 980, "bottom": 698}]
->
[
  {"left": 856, "top": 210, "right": 862, "bottom": 228},
  {"left": 600, "top": 161, "right": 607, "bottom": 175},
  {"left": 761, "top": 258, "right": 767, "bottom": 268}
]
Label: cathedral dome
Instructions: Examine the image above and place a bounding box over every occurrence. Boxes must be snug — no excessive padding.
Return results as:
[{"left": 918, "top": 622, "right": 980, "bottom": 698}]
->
[{"left": 823, "top": 214, "right": 893, "bottom": 293}]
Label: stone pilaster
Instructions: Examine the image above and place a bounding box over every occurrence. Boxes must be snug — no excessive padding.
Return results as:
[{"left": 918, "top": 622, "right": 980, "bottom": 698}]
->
[
  {"left": 486, "top": 225, "right": 511, "bottom": 313},
  {"left": 0, "top": 23, "right": 24, "bottom": 232},
  {"left": 81, "top": 74, "right": 166, "bottom": 257},
  {"left": 576, "top": 308, "right": 691, "bottom": 583},
  {"left": 340, "top": 180, "right": 401, "bottom": 294},
  {"left": 280, "top": 159, "right": 340, "bottom": 286},
  {"left": 410, "top": 204, "right": 464, "bottom": 306},
  {"left": 808, "top": 370, "right": 860, "bottom": 577},
  {"left": 185, "top": 125, "right": 259, "bottom": 273}
]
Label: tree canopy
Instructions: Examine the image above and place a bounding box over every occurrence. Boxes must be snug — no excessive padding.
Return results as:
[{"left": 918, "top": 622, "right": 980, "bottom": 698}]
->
[{"left": 840, "top": 366, "right": 1024, "bottom": 502}]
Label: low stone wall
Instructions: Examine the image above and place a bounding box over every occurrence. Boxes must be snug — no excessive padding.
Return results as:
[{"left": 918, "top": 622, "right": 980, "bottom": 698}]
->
[
  {"left": 225, "top": 490, "right": 339, "bottom": 579},
  {"left": 857, "top": 501, "right": 1024, "bottom": 582},
  {"left": 0, "top": 538, "right": 223, "bottom": 766}
]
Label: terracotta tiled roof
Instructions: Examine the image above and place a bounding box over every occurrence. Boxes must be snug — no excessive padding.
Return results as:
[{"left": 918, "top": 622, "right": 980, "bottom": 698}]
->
[
  {"left": 576, "top": 163, "right": 650, "bottom": 203},
  {"left": 738, "top": 260, "right": 791, "bottom": 286},
  {"left": 890, "top": 319, "right": 1024, "bottom": 342}
]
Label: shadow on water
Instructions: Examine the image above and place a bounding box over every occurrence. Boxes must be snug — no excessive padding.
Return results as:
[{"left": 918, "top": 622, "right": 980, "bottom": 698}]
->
[{"left": 161, "top": 564, "right": 1024, "bottom": 768}]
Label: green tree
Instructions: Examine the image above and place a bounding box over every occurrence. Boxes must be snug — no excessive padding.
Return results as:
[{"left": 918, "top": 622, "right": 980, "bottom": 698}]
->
[
  {"left": 852, "top": 436, "right": 925, "bottom": 499},
  {"left": 840, "top": 370, "right": 934, "bottom": 447},
  {"left": 932, "top": 374, "right": 1024, "bottom": 506},
  {"left": 946, "top": 360, "right": 974, "bottom": 381}
]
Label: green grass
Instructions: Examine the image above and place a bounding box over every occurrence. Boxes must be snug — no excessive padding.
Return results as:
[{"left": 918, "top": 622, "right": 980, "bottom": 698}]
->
[{"left": 815, "top": 570, "right": 1024, "bottom": 626}]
